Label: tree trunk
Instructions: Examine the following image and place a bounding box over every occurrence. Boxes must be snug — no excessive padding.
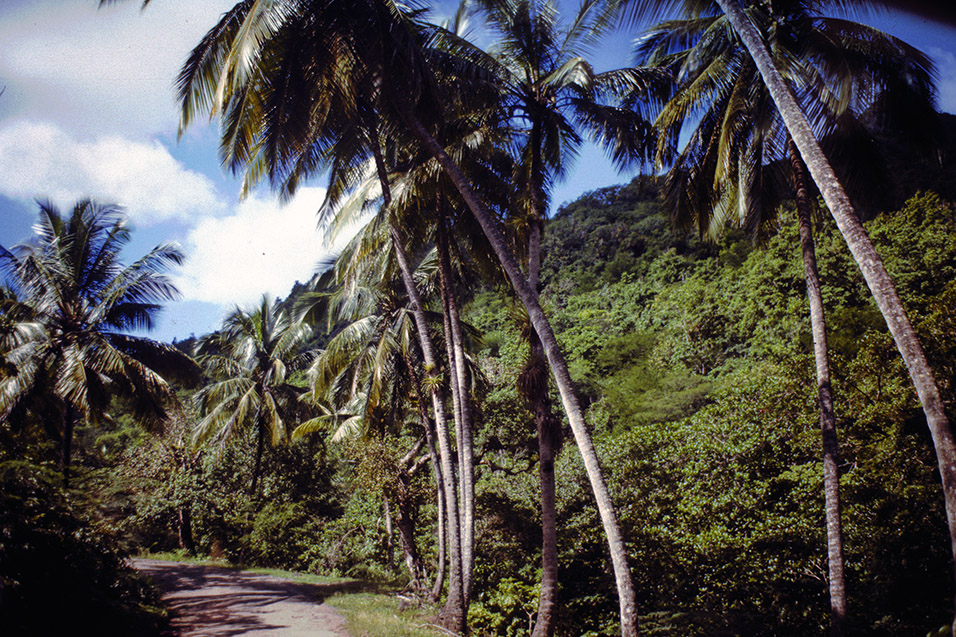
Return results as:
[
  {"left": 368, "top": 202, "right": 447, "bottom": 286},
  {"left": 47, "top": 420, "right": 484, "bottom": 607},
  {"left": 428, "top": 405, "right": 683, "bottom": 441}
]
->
[
  {"left": 719, "top": 0, "right": 956, "bottom": 628},
  {"left": 437, "top": 215, "right": 476, "bottom": 606},
  {"left": 524, "top": 129, "right": 561, "bottom": 637},
  {"left": 404, "top": 113, "right": 638, "bottom": 636},
  {"left": 388, "top": 221, "right": 466, "bottom": 632},
  {"left": 384, "top": 497, "right": 396, "bottom": 574},
  {"left": 403, "top": 349, "right": 449, "bottom": 604},
  {"left": 61, "top": 406, "right": 75, "bottom": 489},
  {"left": 395, "top": 472, "right": 429, "bottom": 590},
  {"left": 789, "top": 138, "right": 847, "bottom": 635},
  {"left": 251, "top": 422, "right": 265, "bottom": 496},
  {"left": 428, "top": 425, "right": 448, "bottom": 603},
  {"left": 178, "top": 506, "right": 196, "bottom": 555},
  {"left": 371, "top": 130, "right": 464, "bottom": 630}
]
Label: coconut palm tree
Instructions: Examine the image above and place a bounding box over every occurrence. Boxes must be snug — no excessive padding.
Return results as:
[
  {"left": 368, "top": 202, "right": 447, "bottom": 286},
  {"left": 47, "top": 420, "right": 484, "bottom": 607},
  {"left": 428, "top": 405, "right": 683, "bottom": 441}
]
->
[
  {"left": 623, "top": 0, "right": 956, "bottom": 628},
  {"left": 0, "top": 199, "right": 199, "bottom": 487},
  {"left": 174, "top": 1, "right": 641, "bottom": 630},
  {"left": 640, "top": 4, "right": 938, "bottom": 630},
  {"left": 297, "top": 263, "right": 438, "bottom": 590},
  {"left": 707, "top": 3, "right": 956, "bottom": 631},
  {"left": 194, "top": 295, "right": 315, "bottom": 494},
  {"left": 462, "top": 0, "right": 661, "bottom": 628}
]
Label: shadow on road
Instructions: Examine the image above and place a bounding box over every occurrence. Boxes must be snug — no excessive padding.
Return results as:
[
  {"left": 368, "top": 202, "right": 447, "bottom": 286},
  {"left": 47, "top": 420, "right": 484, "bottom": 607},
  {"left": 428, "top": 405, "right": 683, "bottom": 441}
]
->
[{"left": 133, "top": 559, "right": 363, "bottom": 636}]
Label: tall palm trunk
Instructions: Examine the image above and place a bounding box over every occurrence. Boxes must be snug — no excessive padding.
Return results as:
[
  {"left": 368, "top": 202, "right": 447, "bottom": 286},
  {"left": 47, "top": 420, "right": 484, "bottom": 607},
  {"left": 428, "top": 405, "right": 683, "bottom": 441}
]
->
[
  {"left": 389, "top": 221, "right": 466, "bottom": 631},
  {"left": 525, "top": 130, "right": 560, "bottom": 637},
  {"left": 718, "top": 0, "right": 956, "bottom": 628},
  {"left": 437, "top": 215, "right": 476, "bottom": 605},
  {"left": 372, "top": 135, "right": 465, "bottom": 629},
  {"left": 403, "top": 349, "right": 449, "bottom": 603},
  {"left": 427, "top": 425, "right": 448, "bottom": 603},
  {"left": 404, "top": 113, "right": 638, "bottom": 636},
  {"left": 61, "top": 406, "right": 76, "bottom": 488},
  {"left": 788, "top": 138, "right": 847, "bottom": 634}
]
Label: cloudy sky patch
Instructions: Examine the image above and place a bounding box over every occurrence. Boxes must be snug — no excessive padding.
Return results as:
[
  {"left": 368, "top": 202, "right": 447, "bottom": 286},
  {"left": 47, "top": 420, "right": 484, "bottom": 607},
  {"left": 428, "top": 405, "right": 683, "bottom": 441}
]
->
[
  {"left": 177, "top": 187, "right": 332, "bottom": 307},
  {"left": 0, "top": 120, "right": 223, "bottom": 224}
]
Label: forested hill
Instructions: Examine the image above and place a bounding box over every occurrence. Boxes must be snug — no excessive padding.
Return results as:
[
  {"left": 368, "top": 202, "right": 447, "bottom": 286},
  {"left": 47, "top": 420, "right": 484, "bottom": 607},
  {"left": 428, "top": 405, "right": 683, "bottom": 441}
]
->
[{"left": 462, "top": 185, "right": 956, "bottom": 635}]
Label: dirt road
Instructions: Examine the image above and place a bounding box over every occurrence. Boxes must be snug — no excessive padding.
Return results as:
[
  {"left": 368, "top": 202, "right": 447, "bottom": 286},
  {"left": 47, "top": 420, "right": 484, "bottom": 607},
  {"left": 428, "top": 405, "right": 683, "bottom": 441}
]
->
[{"left": 133, "top": 559, "right": 355, "bottom": 636}]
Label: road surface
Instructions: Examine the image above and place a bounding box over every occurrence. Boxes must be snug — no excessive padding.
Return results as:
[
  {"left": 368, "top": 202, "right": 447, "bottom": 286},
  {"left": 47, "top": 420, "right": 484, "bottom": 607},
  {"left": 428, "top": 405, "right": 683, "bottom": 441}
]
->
[{"left": 134, "top": 558, "right": 354, "bottom": 636}]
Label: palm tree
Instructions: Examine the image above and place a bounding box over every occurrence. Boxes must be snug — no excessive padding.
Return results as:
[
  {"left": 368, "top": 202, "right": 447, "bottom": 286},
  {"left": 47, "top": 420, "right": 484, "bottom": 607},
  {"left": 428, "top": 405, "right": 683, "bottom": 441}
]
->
[
  {"left": 194, "top": 295, "right": 314, "bottom": 494},
  {"left": 463, "top": 1, "right": 658, "bottom": 629},
  {"left": 640, "top": 4, "right": 938, "bottom": 630},
  {"left": 297, "top": 262, "right": 438, "bottom": 591},
  {"left": 174, "top": 1, "right": 641, "bottom": 631},
  {"left": 710, "top": 3, "right": 956, "bottom": 631},
  {"left": 625, "top": 0, "right": 956, "bottom": 628},
  {"left": 0, "top": 199, "right": 198, "bottom": 487}
]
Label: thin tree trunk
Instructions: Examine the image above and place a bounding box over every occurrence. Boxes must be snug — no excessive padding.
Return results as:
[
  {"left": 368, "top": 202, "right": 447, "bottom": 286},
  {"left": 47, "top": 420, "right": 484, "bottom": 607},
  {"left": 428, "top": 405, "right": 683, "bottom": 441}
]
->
[
  {"left": 388, "top": 222, "right": 465, "bottom": 632},
  {"left": 61, "top": 406, "right": 75, "bottom": 488},
  {"left": 437, "top": 215, "right": 476, "bottom": 606},
  {"left": 396, "top": 495, "right": 428, "bottom": 588},
  {"left": 371, "top": 132, "right": 465, "bottom": 630},
  {"left": 789, "top": 138, "right": 847, "bottom": 635},
  {"left": 720, "top": 1, "right": 956, "bottom": 628},
  {"left": 403, "top": 349, "right": 449, "bottom": 604},
  {"left": 251, "top": 422, "right": 265, "bottom": 495},
  {"left": 384, "top": 497, "right": 396, "bottom": 574},
  {"left": 178, "top": 506, "right": 196, "bottom": 555},
  {"left": 404, "top": 113, "right": 638, "bottom": 636},
  {"left": 425, "top": 408, "right": 448, "bottom": 603}
]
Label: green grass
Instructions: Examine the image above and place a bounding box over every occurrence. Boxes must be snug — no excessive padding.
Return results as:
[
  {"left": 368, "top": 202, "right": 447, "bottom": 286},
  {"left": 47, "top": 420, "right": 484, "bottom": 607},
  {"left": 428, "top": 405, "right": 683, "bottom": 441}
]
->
[{"left": 327, "top": 590, "right": 445, "bottom": 637}]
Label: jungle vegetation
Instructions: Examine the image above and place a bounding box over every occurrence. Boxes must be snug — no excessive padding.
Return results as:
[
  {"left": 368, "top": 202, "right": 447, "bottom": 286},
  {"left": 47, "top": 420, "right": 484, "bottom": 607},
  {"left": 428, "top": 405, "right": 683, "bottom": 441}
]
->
[{"left": 3, "top": 0, "right": 956, "bottom": 635}]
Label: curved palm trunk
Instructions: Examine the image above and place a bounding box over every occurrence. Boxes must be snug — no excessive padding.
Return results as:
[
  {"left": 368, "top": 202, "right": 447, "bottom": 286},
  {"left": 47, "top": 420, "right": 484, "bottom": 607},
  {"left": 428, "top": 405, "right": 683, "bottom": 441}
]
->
[
  {"left": 789, "top": 138, "right": 847, "bottom": 635},
  {"left": 719, "top": 0, "right": 956, "bottom": 628},
  {"left": 404, "top": 113, "right": 638, "bottom": 636},
  {"left": 389, "top": 222, "right": 466, "bottom": 632},
  {"left": 437, "top": 217, "right": 476, "bottom": 605},
  {"left": 372, "top": 134, "right": 464, "bottom": 628}
]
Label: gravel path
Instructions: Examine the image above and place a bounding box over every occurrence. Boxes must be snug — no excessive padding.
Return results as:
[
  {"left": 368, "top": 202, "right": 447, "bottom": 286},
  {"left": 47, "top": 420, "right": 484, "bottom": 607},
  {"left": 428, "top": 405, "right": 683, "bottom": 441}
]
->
[{"left": 133, "top": 559, "right": 354, "bottom": 636}]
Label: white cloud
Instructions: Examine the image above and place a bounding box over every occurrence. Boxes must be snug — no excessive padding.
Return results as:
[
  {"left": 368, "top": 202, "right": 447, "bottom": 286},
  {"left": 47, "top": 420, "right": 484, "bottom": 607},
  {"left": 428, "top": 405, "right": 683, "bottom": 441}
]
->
[
  {"left": 930, "top": 47, "right": 956, "bottom": 115},
  {"left": 0, "top": 120, "right": 223, "bottom": 224},
  {"left": 0, "top": 0, "right": 235, "bottom": 137},
  {"left": 177, "top": 187, "right": 337, "bottom": 307}
]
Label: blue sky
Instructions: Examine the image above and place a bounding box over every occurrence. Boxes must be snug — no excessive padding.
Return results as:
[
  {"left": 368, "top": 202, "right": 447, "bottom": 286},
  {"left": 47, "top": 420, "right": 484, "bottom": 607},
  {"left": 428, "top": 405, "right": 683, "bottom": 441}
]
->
[{"left": 1, "top": 0, "right": 955, "bottom": 343}]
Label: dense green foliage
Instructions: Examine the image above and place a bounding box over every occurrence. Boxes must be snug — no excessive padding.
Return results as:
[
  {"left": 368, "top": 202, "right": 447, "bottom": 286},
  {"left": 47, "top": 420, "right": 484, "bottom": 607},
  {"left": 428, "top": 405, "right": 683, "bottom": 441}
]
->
[
  {"left": 5, "top": 184, "right": 956, "bottom": 637},
  {"left": 462, "top": 186, "right": 956, "bottom": 635},
  {"left": 0, "top": 453, "right": 166, "bottom": 635}
]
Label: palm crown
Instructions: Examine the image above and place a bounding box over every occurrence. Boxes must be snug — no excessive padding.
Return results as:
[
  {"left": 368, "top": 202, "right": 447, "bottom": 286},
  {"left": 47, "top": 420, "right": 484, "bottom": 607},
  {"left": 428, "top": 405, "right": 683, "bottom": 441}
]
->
[{"left": 0, "top": 199, "right": 198, "bottom": 483}]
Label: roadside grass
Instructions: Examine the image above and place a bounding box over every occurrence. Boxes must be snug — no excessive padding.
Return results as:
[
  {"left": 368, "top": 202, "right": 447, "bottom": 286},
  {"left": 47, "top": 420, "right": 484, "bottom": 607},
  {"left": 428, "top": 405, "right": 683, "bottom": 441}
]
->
[
  {"left": 328, "top": 589, "right": 445, "bottom": 637},
  {"left": 135, "top": 552, "right": 443, "bottom": 636}
]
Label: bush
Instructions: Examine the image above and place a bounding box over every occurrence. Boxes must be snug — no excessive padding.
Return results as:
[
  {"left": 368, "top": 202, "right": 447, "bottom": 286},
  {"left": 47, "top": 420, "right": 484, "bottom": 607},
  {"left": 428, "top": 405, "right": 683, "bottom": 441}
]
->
[{"left": 0, "top": 459, "right": 166, "bottom": 635}]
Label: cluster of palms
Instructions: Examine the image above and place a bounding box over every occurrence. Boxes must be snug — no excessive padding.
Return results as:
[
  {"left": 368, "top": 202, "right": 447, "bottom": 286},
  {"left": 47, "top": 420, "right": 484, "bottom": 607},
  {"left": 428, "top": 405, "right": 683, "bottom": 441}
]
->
[{"left": 3, "top": 0, "right": 954, "bottom": 634}]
